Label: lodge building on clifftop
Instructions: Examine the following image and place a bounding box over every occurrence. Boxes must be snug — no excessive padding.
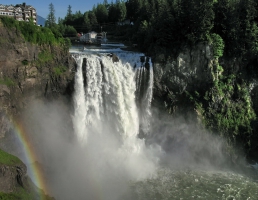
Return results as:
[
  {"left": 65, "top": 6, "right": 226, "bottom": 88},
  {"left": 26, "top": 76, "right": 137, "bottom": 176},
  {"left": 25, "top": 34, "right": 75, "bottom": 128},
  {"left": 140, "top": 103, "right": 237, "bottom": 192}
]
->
[{"left": 0, "top": 3, "right": 36, "bottom": 24}]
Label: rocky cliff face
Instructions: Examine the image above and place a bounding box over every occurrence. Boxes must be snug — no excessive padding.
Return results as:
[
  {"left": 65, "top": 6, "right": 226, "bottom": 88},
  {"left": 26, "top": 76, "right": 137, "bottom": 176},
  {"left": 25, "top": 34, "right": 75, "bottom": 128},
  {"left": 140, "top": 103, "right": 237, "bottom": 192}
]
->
[
  {"left": 0, "top": 163, "right": 27, "bottom": 193},
  {"left": 153, "top": 42, "right": 258, "bottom": 115},
  {"left": 0, "top": 22, "right": 76, "bottom": 138},
  {"left": 0, "top": 148, "right": 53, "bottom": 199},
  {"left": 152, "top": 42, "right": 258, "bottom": 161},
  {"left": 153, "top": 43, "right": 215, "bottom": 115}
]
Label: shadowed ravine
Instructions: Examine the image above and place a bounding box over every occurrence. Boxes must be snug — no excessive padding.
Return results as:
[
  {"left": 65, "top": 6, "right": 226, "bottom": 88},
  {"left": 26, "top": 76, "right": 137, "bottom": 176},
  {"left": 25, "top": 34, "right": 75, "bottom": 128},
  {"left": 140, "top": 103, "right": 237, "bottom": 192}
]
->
[{"left": 21, "top": 48, "right": 258, "bottom": 200}]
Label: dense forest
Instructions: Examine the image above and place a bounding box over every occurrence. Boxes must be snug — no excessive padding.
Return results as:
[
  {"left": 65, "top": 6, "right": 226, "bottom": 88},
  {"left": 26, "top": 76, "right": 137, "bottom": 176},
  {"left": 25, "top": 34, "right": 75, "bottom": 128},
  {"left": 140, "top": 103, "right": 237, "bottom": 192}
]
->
[{"left": 47, "top": 0, "right": 258, "bottom": 63}]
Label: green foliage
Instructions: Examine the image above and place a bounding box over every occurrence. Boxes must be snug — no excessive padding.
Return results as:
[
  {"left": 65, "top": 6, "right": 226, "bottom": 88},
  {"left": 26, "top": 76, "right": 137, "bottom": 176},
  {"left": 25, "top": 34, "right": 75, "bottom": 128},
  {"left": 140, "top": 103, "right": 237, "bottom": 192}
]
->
[
  {"left": 0, "top": 77, "right": 15, "bottom": 87},
  {"left": 95, "top": 4, "right": 108, "bottom": 24},
  {"left": 64, "top": 25, "right": 77, "bottom": 37},
  {"left": 126, "top": 0, "right": 143, "bottom": 23},
  {"left": 193, "top": 74, "right": 256, "bottom": 150},
  {"left": 0, "top": 16, "right": 71, "bottom": 47},
  {"left": 0, "top": 16, "right": 17, "bottom": 29},
  {"left": 46, "top": 3, "right": 56, "bottom": 27},
  {"left": 66, "top": 5, "right": 73, "bottom": 21},
  {"left": 0, "top": 192, "right": 24, "bottom": 200},
  {"left": 0, "top": 187, "right": 49, "bottom": 200},
  {"left": 21, "top": 60, "right": 29, "bottom": 66},
  {"left": 213, "top": 0, "right": 258, "bottom": 59},
  {"left": 0, "top": 149, "right": 22, "bottom": 166},
  {"left": 19, "top": 21, "right": 38, "bottom": 43},
  {"left": 209, "top": 33, "right": 225, "bottom": 58},
  {"left": 82, "top": 12, "right": 92, "bottom": 32},
  {"left": 116, "top": 0, "right": 127, "bottom": 22},
  {"left": 53, "top": 65, "right": 67, "bottom": 76},
  {"left": 36, "top": 50, "right": 53, "bottom": 67},
  {"left": 108, "top": 2, "right": 118, "bottom": 23}
]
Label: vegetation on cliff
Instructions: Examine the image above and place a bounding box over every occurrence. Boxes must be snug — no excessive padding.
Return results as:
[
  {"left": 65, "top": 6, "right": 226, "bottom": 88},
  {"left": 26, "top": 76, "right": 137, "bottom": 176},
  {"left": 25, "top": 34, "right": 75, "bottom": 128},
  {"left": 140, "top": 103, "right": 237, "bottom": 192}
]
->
[
  {"left": 0, "top": 16, "right": 71, "bottom": 48},
  {"left": 0, "top": 149, "right": 54, "bottom": 200},
  {"left": 0, "top": 185, "right": 54, "bottom": 200},
  {"left": 0, "top": 148, "right": 22, "bottom": 166},
  {"left": 0, "top": 16, "right": 74, "bottom": 102},
  {"left": 0, "top": 19, "right": 66, "bottom": 199}
]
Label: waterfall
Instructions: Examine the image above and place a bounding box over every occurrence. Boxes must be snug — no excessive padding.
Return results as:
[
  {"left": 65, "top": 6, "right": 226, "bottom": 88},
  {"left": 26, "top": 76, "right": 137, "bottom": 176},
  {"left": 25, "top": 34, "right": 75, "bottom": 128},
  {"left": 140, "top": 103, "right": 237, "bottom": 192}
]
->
[
  {"left": 72, "top": 50, "right": 153, "bottom": 150},
  {"left": 72, "top": 55, "right": 87, "bottom": 143},
  {"left": 135, "top": 57, "right": 154, "bottom": 135}
]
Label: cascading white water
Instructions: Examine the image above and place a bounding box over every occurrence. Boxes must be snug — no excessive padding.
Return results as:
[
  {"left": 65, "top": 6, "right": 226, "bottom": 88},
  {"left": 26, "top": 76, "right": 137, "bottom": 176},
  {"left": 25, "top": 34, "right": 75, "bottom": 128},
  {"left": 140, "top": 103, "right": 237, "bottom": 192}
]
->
[
  {"left": 70, "top": 50, "right": 161, "bottom": 194},
  {"left": 136, "top": 59, "right": 154, "bottom": 134},
  {"left": 19, "top": 47, "right": 258, "bottom": 200},
  {"left": 72, "top": 50, "right": 153, "bottom": 151},
  {"left": 72, "top": 55, "right": 87, "bottom": 143}
]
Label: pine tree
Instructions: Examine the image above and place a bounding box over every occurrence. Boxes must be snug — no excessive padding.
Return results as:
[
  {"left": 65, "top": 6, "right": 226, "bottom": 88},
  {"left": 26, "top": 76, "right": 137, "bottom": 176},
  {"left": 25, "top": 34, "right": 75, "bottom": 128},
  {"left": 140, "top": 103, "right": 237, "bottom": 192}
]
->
[
  {"left": 108, "top": 2, "right": 118, "bottom": 22},
  {"left": 68, "top": 5, "right": 72, "bottom": 17},
  {"left": 88, "top": 11, "right": 98, "bottom": 28},
  {"left": 95, "top": 3, "right": 108, "bottom": 24},
  {"left": 46, "top": 3, "right": 56, "bottom": 27},
  {"left": 116, "top": 0, "right": 127, "bottom": 22},
  {"left": 63, "top": 5, "right": 74, "bottom": 26},
  {"left": 126, "top": 0, "right": 143, "bottom": 22},
  {"left": 83, "top": 12, "right": 92, "bottom": 32}
]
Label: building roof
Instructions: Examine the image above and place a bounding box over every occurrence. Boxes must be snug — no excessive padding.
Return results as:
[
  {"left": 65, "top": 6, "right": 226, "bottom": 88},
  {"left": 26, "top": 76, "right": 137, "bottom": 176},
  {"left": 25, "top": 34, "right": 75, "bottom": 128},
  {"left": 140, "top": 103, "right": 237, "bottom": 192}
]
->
[
  {"left": 15, "top": 3, "right": 35, "bottom": 10},
  {"left": 0, "top": 3, "right": 36, "bottom": 11}
]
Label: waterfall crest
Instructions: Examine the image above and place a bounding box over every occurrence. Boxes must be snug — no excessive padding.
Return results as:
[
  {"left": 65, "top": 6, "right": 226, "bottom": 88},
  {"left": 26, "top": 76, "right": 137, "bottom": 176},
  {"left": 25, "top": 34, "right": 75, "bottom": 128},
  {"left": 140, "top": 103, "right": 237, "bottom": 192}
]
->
[{"left": 72, "top": 51, "right": 153, "bottom": 150}]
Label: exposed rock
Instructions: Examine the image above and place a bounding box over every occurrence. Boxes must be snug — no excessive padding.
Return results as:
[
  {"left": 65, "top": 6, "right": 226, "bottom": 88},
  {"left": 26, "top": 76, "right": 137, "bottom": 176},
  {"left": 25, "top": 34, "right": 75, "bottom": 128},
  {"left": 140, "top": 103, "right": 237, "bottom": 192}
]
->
[
  {"left": 153, "top": 42, "right": 214, "bottom": 115},
  {"left": 0, "top": 163, "right": 27, "bottom": 193},
  {"left": 0, "top": 149, "right": 55, "bottom": 199},
  {"left": 0, "top": 38, "right": 76, "bottom": 185},
  {"left": 107, "top": 53, "right": 119, "bottom": 62},
  {"left": 0, "top": 23, "right": 76, "bottom": 119},
  {"left": 0, "top": 112, "right": 10, "bottom": 139}
]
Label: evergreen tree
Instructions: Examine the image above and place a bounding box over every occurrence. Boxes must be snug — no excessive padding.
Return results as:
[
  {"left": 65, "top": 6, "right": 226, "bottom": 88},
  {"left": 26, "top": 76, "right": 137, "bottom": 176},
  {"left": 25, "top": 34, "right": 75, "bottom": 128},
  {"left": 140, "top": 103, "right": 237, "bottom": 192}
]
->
[
  {"left": 73, "top": 11, "right": 84, "bottom": 33},
  {"left": 103, "top": 0, "right": 109, "bottom": 9},
  {"left": 88, "top": 11, "right": 98, "bottom": 29},
  {"left": 95, "top": 3, "right": 108, "bottom": 24},
  {"left": 46, "top": 3, "right": 56, "bottom": 27},
  {"left": 67, "top": 5, "right": 73, "bottom": 20},
  {"left": 153, "top": 1, "right": 175, "bottom": 48},
  {"left": 126, "top": 0, "right": 143, "bottom": 22},
  {"left": 116, "top": 0, "right": 127, "bottom": 22},
  {"left": 108, "top": 2, "right": 118, "bottom": 22},
  {"left": 237, "top": 0, "right": 258, "bottom": 57},
  {"left": 83, "top": 12, "right": 92, "bottom": 32},
  {"left": 176, "top": 0, "right": 214, "bottom": 44},
  {"left": 63, "top": 5, "right": 74, "bottom": 26}
]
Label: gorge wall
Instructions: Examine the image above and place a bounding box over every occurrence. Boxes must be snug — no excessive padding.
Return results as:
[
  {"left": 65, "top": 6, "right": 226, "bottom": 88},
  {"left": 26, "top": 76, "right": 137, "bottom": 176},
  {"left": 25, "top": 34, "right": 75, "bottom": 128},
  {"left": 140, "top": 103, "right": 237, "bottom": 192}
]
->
[
  {"left": 152, "top": 42, "right": 258, "bottom": 161},
  {"left": 0, "top": 20, "right": 74, "bottom": 198},
  {"left": 0, "top": 21, "right": 76, "bottom": 138}
]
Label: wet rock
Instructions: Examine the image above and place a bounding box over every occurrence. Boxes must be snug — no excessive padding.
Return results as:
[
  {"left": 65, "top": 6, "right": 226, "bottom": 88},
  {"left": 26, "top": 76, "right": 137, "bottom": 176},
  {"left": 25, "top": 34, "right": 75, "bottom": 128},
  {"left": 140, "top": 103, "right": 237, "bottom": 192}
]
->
[
  {"left": 107, "top": 53, "right": 119, "bottom": 62},
  {"left": 0, "top": 156, "right": 26, "bottom": 193}
]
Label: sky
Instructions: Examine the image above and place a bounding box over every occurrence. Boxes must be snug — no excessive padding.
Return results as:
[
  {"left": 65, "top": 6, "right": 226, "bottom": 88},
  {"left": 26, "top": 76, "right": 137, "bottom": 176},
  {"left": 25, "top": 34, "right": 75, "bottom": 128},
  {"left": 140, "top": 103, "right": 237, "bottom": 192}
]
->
[{"left": 5, "top": 1, "right": 106, "bottom": 20}]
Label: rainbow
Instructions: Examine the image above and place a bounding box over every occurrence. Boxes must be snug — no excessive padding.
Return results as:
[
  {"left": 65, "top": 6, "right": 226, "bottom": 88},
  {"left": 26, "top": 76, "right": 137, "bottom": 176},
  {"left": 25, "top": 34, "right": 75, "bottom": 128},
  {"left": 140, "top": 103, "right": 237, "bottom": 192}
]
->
[{"left": 10, "top": 117, "right": 49, "bottom": 199}]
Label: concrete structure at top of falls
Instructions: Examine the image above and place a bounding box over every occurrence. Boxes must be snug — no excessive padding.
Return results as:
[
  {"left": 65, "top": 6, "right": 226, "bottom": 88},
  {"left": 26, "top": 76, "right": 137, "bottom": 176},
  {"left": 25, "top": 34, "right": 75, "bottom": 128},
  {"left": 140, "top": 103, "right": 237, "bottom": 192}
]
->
[{"left": 72, "top": 49, "right": 153, "bottom": 150}]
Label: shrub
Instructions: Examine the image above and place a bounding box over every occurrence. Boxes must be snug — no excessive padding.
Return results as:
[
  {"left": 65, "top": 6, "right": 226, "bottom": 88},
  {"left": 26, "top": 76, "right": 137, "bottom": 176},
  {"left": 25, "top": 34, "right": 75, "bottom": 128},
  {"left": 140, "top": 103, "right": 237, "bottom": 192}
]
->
[
  {"left": 0, "top": 16, "right": 17, "bottom": 29},
  {"left": 0, "top": 148, "right": 22, "bottom": 165},
  {"left": 38, "top": 50, "right": 53, "bottom": 63},
  {"left": 53, "top": 65, "right": 67, "bottom": 76},
  {"left": 21, "top": 60, "right": 29, "bottom": 65},
  {"left": 0, "top": 16, "right": 71, "bottom": 47},
  {"left": 210, "top": 33, "right": 225, "bottom": 58},
  {"left": 0, "top": 78, "right": 15, "bottom": 86}
]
